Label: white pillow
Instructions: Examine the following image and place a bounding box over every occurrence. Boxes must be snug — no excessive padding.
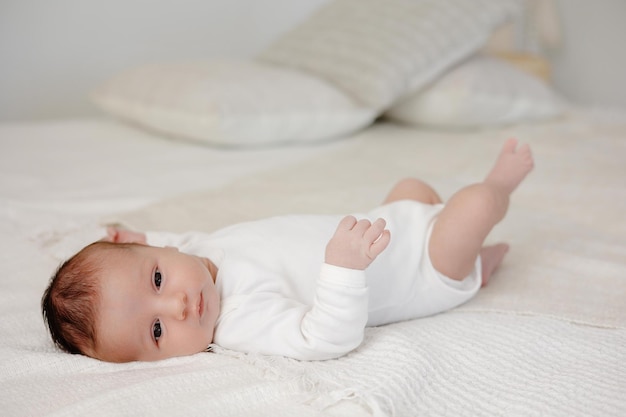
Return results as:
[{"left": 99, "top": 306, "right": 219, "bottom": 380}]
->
[
  {"left": 91, "top": 60, "right": 376, "bottom": 147},
  {"left": 258, "top": 0, "right": 521, "bottom": 110},
  {"left": 384, "top": 55, "right": 565, "bottom": 128}
]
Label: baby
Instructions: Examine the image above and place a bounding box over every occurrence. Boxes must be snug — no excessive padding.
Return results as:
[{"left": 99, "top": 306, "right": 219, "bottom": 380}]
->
[{"left": 42, "top": 139, "right": 533, "bottom": 363}]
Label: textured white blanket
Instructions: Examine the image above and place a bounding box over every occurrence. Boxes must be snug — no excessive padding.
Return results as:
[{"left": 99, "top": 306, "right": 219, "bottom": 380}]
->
[
  {"left": 105, "top": 114, "right": 626, "bottom": 415},
  {"left": 3, "top": 113, "right": 625, "bottom": 416}
]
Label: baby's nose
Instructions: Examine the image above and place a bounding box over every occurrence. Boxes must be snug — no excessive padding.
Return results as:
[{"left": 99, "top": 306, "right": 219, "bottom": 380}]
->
[{"left": 164, "top": 291, "right": 187, "bottom": 320}]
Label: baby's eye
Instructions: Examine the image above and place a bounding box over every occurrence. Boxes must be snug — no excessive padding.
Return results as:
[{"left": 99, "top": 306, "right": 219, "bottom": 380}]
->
[
  {"left": 153, "top": 269, "right": 162, "bottom": 289},
  {"left": 153, "top": 319, "right": 162, "bottom": 343}
]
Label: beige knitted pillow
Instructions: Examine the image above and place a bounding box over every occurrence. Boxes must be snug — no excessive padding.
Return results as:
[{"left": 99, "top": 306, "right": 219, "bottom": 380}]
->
[{"left": 259, "top": 0, "right": 521, "bottom": 110}]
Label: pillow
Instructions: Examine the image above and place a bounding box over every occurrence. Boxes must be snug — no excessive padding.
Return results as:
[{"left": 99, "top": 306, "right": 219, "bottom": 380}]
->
[
  {"left": 91, "top": 60, "right": 376, "bottom": 147},
  {"left": 258, "top": 0, "right": 521, "bottom": 110},
  {"left": 384, "top": 55, "right": 566, "bottom": 128}
]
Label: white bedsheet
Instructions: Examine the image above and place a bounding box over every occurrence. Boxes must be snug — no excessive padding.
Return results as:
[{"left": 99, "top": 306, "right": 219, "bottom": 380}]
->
[
  {"left": 1, "top": 113, "right": 625, "bottom": 416},
  {"left": 0, "top": 118, "right": 352, "bottom": 259}
]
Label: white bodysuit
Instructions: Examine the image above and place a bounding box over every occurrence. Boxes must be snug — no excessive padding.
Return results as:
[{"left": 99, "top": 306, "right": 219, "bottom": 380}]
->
[{"left": 146, "top": 200, "right": 481, "bottom": 360}]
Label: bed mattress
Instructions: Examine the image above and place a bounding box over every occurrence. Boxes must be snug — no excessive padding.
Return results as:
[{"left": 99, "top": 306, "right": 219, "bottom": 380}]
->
[{"left": 1, "top": 112, "right": 625, "bottom": 416}]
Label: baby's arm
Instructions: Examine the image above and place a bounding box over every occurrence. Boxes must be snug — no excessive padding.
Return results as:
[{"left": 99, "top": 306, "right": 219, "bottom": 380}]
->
[
  {"left": 325, "top": 216, "right": 391, "bottom": 270},
  {"left": 220, "top": 217, "right": 391, "bottom": 360}
]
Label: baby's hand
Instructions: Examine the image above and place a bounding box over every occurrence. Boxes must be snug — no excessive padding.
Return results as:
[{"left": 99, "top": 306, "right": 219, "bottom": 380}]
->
[
  {"left": 325, "top": 216, "right": 391, "bottom": 270},
  {"left": 102, "top": 226, "right": 147, "bottom": 244}
]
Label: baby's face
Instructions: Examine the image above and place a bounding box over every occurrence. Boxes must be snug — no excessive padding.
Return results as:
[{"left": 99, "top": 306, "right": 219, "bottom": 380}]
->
[{"left": 93, "top": 245, "right": 220, "bottom": 362}]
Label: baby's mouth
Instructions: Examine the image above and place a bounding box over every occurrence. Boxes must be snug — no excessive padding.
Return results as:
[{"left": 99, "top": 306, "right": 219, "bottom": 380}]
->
[{"left": 198, "top": 292, "right": 204, "bottom": 319}]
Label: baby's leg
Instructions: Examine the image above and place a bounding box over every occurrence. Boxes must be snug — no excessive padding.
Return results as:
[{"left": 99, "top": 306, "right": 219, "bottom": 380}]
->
[
  {"left": 429, "top": 139, "right": 533, "bottom": 280},
  {"left": 480, "top": 243, "right": 509, "bottom": 287},
  {"left": 383, "top": 178, "right": 442, "bottom": 205}
]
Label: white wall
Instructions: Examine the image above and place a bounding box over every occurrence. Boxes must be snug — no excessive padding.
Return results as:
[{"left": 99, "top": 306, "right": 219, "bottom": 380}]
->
[
  {"left": 0, "top": 0, "right": 328, "bottom": 121},
  {"left": 0, "top": 0, "right": 624, "bottom": 121},
  {"left": 549, "top": 0, "right": 626, "bottom": 108}
]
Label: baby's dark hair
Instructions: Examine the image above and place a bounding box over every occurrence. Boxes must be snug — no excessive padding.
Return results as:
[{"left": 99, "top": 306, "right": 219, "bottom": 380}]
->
[{"left": 41, "top": 241, "right": 131, "bottom": 357}]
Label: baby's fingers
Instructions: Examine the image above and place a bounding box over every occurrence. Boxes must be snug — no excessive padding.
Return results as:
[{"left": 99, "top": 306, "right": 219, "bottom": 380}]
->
[
  {"left": 363, "top": 218, "right": 386, "bottom": 242},
  {"left": 369, "top": 229, "right": 391, "bottom": 258},
  {"left": 365, "top": 218, "right": 390, "bottom": 258},
  {"left": 337, "top": 215, "right": 358, "bottom": 231},
  {"left": 101, "top": 226, "right": 119, "bottom": 242}
]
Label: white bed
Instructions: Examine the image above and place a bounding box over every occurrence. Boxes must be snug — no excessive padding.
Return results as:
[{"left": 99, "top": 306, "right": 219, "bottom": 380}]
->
[
  {"left": 2, "top": 110, "right": 625, "bottom": 417},
  {"left": 2, "top": 1, "right": 625, "bottom": 416}
]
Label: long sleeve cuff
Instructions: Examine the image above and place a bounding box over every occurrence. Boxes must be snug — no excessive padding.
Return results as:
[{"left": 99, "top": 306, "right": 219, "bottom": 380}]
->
[{"left": 319, "top": 263, "right": 367, "bottom": 288}]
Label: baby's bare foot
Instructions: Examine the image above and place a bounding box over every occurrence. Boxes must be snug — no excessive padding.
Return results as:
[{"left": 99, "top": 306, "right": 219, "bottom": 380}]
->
[
  {"left": 480, "top": 243, "right": 509, "bottom": 287},
  {"left": 485, "top": 138, "right": 534, "bottom": 195}
]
